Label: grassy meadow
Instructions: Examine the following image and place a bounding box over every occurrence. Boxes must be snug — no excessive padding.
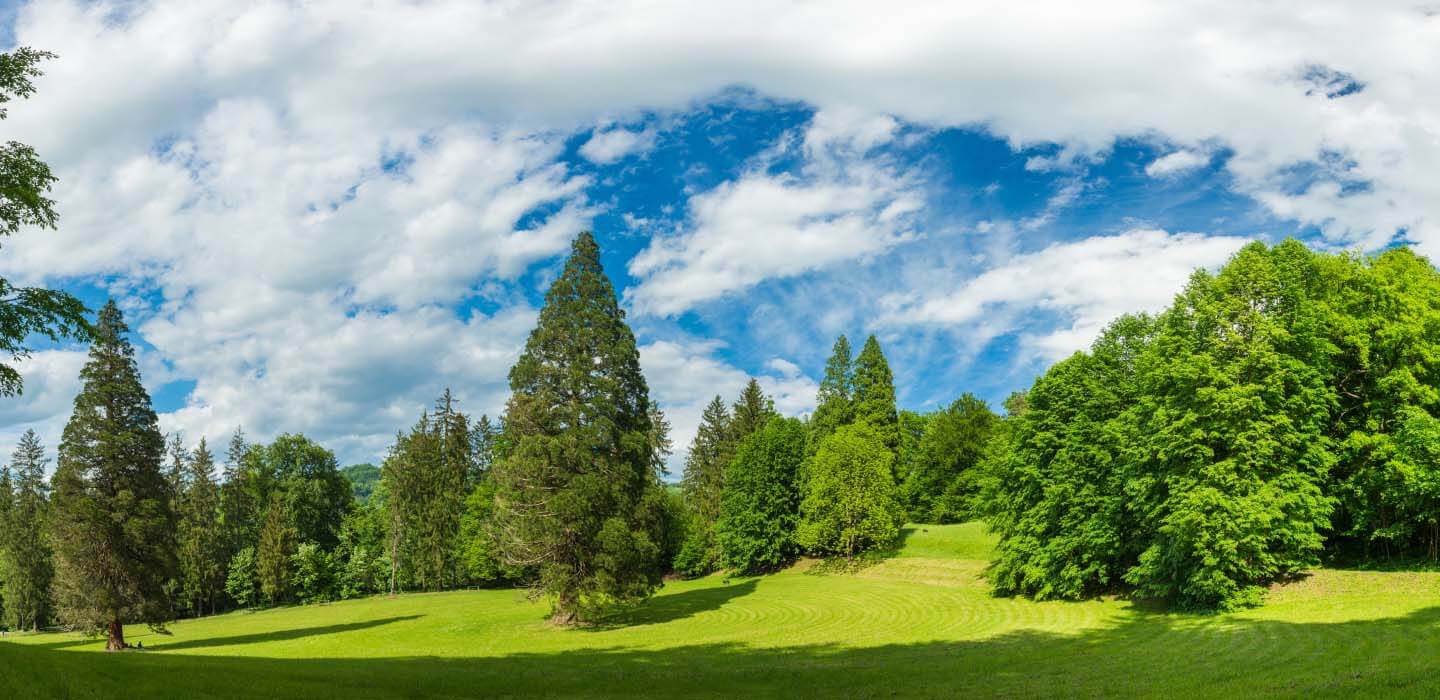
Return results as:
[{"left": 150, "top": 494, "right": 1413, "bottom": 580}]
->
[{"left": 4, "top": 522, "right": 1440, "bottom": 698}]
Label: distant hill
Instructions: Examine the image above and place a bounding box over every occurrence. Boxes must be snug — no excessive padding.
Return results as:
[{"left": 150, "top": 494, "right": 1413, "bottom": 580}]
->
[{"left": 341, "top": 463, "right": 380, "bottom": 504}]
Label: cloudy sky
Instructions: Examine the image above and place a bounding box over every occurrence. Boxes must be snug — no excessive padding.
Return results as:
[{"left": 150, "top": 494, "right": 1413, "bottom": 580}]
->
[{"left": 1, "top": 0, "right": 1436, "bottom": 472}]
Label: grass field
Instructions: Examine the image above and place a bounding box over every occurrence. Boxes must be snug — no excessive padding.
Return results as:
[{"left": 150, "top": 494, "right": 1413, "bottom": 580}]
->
[{"left": 5, "top": 522, "right": 1440, "bottom": 698}]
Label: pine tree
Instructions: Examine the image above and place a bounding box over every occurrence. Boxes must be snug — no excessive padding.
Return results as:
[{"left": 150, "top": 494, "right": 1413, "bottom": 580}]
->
[
  {"left": 0, "top": 465, "right": 10, "bottom": 627},
  {"left": 491, "top": 232, "right": 667, "bottom": 624},
  {"left": 730, "top": 378, "right": 774, "bottom": 442},
  {"left": 49, "top": 301, "right": 177, "bottom": 650},
  {"left": 468, "top": 414, "right": 499, "bottom": 488},
  {"left": 676, "top": 396, "right": 732, "bottom": 576},
  {"left": 257, "top": 492, "right": 297, "bottom": 605},
  {"left": 809, "top": 335, "right": 855, "bottom": 451},
  {"left": 1, "top": 430, "right": 53, "bottom": 630},
  {"left": 178, "top": 439, "right": 225, "bottom": 616},
  {"left": 852, "top": 335, "right": 900, "bottom": 456}
]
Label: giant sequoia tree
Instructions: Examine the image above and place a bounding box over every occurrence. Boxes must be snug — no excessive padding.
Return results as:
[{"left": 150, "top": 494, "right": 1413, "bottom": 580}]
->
[
  {"left": 491, "top": 232, "right": 667, "bottom": 624},
  {"left": 50, "top": 301, "right": 177, "bottom": 650}
]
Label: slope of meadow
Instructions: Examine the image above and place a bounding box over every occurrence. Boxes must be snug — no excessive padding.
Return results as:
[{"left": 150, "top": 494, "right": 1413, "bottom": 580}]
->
[{"left": 3, "top": 523, "right": 1439, "bottom": 698}]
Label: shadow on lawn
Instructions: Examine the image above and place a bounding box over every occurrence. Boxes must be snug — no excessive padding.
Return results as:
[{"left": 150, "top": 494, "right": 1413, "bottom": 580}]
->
[
  {"left": 153, "top": 615, "right": 424, "bottom": 652},
  {"left": 7, "top": 606, "right": 1440, "bottom": 697},
  {"left": 591, "top": 579, "right": 759, "bottom": 628}
]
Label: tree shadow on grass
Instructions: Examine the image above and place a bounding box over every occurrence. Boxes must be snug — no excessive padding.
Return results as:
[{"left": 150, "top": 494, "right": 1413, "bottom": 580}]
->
[
  {"left": 8, "top": 605, "right": 1440, "bottom": 697},
  {"left": 151, "top": 615, "right": 424, "bottom": 652},
  {"left": 588, "top": 579, "right": 759, "bottom": 628}
]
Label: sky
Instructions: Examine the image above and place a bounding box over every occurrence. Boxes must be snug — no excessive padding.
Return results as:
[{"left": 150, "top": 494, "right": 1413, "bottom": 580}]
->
[{"left": 0, "top": 0, "right": 1436, "bottom": 473}]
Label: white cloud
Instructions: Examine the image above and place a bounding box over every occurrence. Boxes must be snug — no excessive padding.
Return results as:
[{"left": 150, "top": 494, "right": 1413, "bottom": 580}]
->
[
  {"left": 625, "top": 109, "right": 922, "bottom": 315},
  {"left": 881, "top": 229, "right": 1249, "bottom": 361},
  {"left": 4, "top": 0, "right": 1440, "bottom": 460},
  {"left": 579, "top": 125, "right": 656, "bottom": 164},
  {"left": 1146, "top": 150, "right": 1211, "bottom": 177},
  {"left": 640, "top": 340, "right": 816, "bottom": 474}
]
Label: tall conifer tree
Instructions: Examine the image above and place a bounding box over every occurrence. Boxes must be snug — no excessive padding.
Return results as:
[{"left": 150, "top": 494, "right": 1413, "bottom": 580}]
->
[
  {"left": 730, "top": 378, "right": 774, "bottom": 442},
  {"left": 492, "top": 232, "right": 667, "bottom": 623},
  {"left": 256, "top": 492, "right": 296, "bottom": 605},
  {"left": 852, "top": 335, "right": 900, "bottom": 455},
  {"left": 50, "top": 301, "right": 176, "bottom": 650},
  {"left": 178, "top": 439, "right": 225, "bottom": 616},
  {"left": 810, "top": 335, "right": 855, "bottom": 451},
  {"left": 1, "top": 430, "right": 52, "bottom": 630},
  {"left": 677, "top": 396, "right": 733, "bottom": 575}
]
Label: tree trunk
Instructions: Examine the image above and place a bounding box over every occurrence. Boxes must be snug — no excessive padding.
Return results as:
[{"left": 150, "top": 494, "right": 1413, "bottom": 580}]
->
[{"left": 105, "top": 620, "right": 126, "bottom": 651}]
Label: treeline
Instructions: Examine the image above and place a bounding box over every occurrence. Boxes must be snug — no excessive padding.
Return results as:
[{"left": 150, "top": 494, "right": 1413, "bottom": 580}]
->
[{"left": 977, "top": 240, "right": 1440, "bottom": 611}]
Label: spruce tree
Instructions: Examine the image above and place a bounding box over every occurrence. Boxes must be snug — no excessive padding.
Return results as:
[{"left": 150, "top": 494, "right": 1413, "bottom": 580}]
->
[
  {"left": 468, "top": 414, "right": 499, "bottom": 488},
  {"left": 809, "top": 335, "right": 855, "bottom": 451},
  {"left": 852, "top": 335, "right": 900, "bottom": 455},
  {"left": 257, "top": 492, "right": 297, "bottom": 605},
  {"left": 491, "top": 232, "right": 667, "bottom": 624},
  {"left": 178, "top": 439, "right": 225, "bottom": 616},
  {"left": 0, "top": 465, "right": 10, "bottom": 627},
  {"left": 50, "top": 300, "right": 177, "bottom": 650},
  {"left": 730, "top": 378, "right": 774, "bottom": 442},
  {"left": 676, "top": 396, "right": 733, "bottom": 576},
  {"left": 1, "top": 430, "right": 53, "bottom": 630},
  {"left": 219, "top": 428, "right": 257, "bottom": 572}
]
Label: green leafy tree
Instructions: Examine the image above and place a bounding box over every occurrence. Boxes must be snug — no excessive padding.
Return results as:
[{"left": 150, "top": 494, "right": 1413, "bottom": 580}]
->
[
  {"left": 177, "top": 439, "right": 225, "bottom": 617},
  {"left": 341, "top": 464, "right": 381, "bottom": 504},
  {"left": 224, "top": 547, "right": 260, "bottom": 609},
  {"left": 903, "top": 395, "right": 998, "bottom": 523},
  {"left": 253, "top": 434, "right": 352, "bottom": 550},
  {"left": 852, "top": 335, "right": 900, "bottom": 457},
  {"left": 716, "top": 417, "right": 807, "bottom": 574},
  {"left": 491, "top": 232, "right": 667, "bottom": 624},
  {"left": 797, "top": 424, "right": 904, "bottom": 556},
  {"left": 0, "top": 47, "right": 91, "bottom": 397},
  {"left": 49, "top": 301, "right": 177, "bottom": 650},
  {"left": 0, "top": 430, "right": 52, "bottom": 631},
  {"left": 256, "top": 493, "right": 297, "bottom": 606},
  {"left": 292, "top": 543, "right": 336, "bottom": 604}
]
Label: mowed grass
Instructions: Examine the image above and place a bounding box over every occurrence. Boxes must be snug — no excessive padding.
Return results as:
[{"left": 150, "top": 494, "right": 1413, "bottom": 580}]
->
[{"left": 5, "top": 524, "right": 1440, "bottom": 698}]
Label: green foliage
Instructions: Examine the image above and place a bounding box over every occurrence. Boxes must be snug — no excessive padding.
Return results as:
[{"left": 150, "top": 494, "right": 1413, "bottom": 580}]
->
[
  {"left": 219, "top": 428, "right": 257, "bottom": 586},
  {"left": 224, "top": 547, "right": 260, "bottom": 609},
  {"left": 809, "top": 335, "right": 854, "bottom": 452},
  {"left": 796, "top": 424, "right": 903, "bottom": 556},
  {"left": 257, "top": 494, "right": 297, "bottom": 606},
  {"left": 851, "top": 335, "right": 899, "bottom": 456},
  {"left": 490, "top": 232, "right": 667, "bottom": 623},
  {"left": 382, "top": 391, "right": 471, "bottom": 592},
  {"left": 455, "top": 481, "right": 514, "bottom": 586},
  {"left": 252, "top": 434, "right": 353, "bottom": 550},
  {"left": 0, "top": 48, "right": 92, "bottom": 397},
  {"left": 49, "top": 301, "right": 176, "bottom": 645},
  {"left": 902, "top": 395, "right": 997, "bottom": 523},
  {"left": 0, "top": 430, "right": 51, "bottom": 631},
  {"left": 981, "top": 240, "right": 1440, "bottom": 610},
  {"left": 717, "top": 417, "right": 807, "bottom": 574},
  {"left": 678, "top": 396, "right": 733, "bottom": 577},
  {"left": 730, "top": 379, "right": 775, "bottom": 441},
  {"left": 292, "top": 543, "right": 337, "bottom": 604},
  {"left": 177, "top": 438, "right": 226, "bottom": 617},
  {"left": 341, "top": 464, "right": 381, "bottom": 504}
]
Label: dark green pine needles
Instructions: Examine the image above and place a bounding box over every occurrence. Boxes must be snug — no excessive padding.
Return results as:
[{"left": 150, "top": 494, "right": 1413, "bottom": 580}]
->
[
  {"left": 491, "top": 232, "right": 668, "bottom": 624},
  {"left": 49, "top": 300, "right": 177, "bottom": 650}
]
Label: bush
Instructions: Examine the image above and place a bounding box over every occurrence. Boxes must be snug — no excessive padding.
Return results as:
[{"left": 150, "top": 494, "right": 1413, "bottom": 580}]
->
[{"left": 224, "top": 547, "right": 260, "bottom": 608}]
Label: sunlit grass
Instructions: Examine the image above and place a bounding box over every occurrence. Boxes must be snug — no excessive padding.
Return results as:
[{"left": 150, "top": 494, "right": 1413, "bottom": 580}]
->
[{"left": 4, "top": 523, "right": 1440, "bottom": 697}]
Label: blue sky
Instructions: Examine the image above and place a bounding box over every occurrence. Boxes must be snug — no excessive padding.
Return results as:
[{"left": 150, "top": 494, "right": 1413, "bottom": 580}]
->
[{"left": 0, "top": 1, "right": 1434, "bottom": 471}]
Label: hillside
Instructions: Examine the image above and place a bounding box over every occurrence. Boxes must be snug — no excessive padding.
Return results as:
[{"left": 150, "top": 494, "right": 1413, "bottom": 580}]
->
[{"left": 4, "top": 523, "right": 1440, "bottom": 698}]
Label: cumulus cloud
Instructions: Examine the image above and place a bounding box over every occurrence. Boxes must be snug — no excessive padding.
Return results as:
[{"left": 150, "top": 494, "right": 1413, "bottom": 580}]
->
[
  {"left": 881, "top": 229, "right": 1249, "bottom": 361},
  {"left": 625, "top": 108, "right": 922, "bottom": 315},
  {"left": 639, "top": 340, "right": 816, "bottom": 473},
  {"left": 579, "top": 125, "right": 657, "bottom": 164},
  {"left": 1146, "top": 150, "right": 1211, "bottom": 178},
  {"left": 4, "top": 0, "right": 1439, "bottom": 461}
]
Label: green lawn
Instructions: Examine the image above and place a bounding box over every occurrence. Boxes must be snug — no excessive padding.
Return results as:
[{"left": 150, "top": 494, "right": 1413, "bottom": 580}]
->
[{"left": 5, "top": 523, "right": 1440, "bottom": 698}]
